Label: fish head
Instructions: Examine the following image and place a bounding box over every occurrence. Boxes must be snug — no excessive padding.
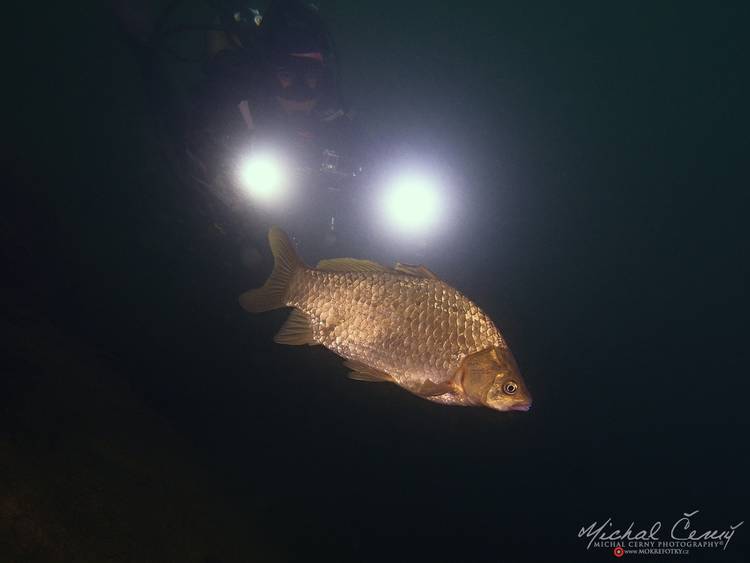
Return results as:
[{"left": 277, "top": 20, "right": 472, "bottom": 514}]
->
[{"left": 459, "top": 347, "right": 532, "bottom": 412}]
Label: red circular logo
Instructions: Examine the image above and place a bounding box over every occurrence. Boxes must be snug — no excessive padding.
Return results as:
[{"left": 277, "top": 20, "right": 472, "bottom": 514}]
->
[{"left": 613, "top": 546, "right": 624, "bottom": 558}]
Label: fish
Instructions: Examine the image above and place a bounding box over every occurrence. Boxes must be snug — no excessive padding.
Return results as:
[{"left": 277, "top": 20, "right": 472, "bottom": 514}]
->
[{"left": 239, "top": 227, "right": 531, "bottom": 411}]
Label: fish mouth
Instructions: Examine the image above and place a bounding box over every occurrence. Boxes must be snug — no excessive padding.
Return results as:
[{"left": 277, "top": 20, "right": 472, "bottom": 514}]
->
[{"left": 511, "top": 403, "right": 531, "bottom": 412}]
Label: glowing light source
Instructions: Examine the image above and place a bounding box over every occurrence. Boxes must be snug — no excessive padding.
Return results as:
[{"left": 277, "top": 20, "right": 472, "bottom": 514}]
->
[
  {"left": 382, "top": 172, "right": 442, "bottom": 234},
  {"left": 237, "top": 152, "right": 287, "bottom": 205}
]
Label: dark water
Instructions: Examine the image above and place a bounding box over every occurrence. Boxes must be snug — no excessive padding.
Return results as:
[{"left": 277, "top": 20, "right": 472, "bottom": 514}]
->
[{"left": 3, "top": 1, "right": 748, "bottom": 561}]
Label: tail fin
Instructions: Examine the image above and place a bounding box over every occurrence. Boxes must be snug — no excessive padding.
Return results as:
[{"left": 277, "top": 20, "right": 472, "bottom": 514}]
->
[{"left": 239, "top": 227, "right": 305, "bottom": 313}]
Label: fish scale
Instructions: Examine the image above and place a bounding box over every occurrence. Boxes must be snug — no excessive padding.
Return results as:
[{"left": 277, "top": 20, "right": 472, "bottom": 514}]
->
[{"left": 287, "top": 269, "right": 504, "bottom": 388}]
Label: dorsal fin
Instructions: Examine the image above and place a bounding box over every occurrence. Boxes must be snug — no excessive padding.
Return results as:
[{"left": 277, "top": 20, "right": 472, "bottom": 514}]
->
[
  {"left": 316, "top": 258, "right": 392, "bottom": 274},
  {"left": 393, "top": 262, "right": 440, "bottom": 280},
  {"left": 343, "top": 359, "right": 394, "bottom": 382}
]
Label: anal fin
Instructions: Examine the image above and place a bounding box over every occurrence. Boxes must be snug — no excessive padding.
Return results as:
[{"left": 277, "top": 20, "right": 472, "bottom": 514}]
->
[
  {"left": 274, "top": 310, "right": 318, "bottom": 346},
  {"left": 343, "top": 359, "right": 394, "bottom": 382}
]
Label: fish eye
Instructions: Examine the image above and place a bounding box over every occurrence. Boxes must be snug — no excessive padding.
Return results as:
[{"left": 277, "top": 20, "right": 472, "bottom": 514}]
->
[{"left": 503, "top": 381, "right": 518, "bottom": 395}]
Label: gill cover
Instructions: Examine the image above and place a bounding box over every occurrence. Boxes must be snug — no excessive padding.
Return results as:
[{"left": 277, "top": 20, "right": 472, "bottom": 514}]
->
[
  {"left": 459, "top": 347, "right": 531, "bottom": 411},
  {"left": 460, "top": 348, "right": 502, "bottom": 404}
]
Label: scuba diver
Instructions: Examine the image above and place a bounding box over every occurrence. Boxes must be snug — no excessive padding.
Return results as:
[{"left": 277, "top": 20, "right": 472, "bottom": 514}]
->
[
  {"left": 115, "top": 0, "right": 368, "bottom": 269},
  {"left": 182, "top": 0, "right": 366, "bottom": 252},
  {"left": 187, "top": 0, "right": 360, "bottom": 184}
]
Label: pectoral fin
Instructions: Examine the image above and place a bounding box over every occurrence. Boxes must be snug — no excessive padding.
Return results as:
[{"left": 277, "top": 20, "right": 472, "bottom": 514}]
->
[
  {"left": 274, "top": 310, "right": 317, "bottom": 346},
  {"left": 343, "top": 359, "right": 394, "bottom": 382},
  {"left": 393, "top": 263, "right": 440, "bottom": 280},
  {"left": 414, "top": 379, "right": 455, "bottom": 397}
]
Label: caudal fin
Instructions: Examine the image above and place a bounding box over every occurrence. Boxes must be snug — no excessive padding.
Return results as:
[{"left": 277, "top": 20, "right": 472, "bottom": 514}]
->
[{"left": 239, "top": 227, "right": 305, "bottom": 313}]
